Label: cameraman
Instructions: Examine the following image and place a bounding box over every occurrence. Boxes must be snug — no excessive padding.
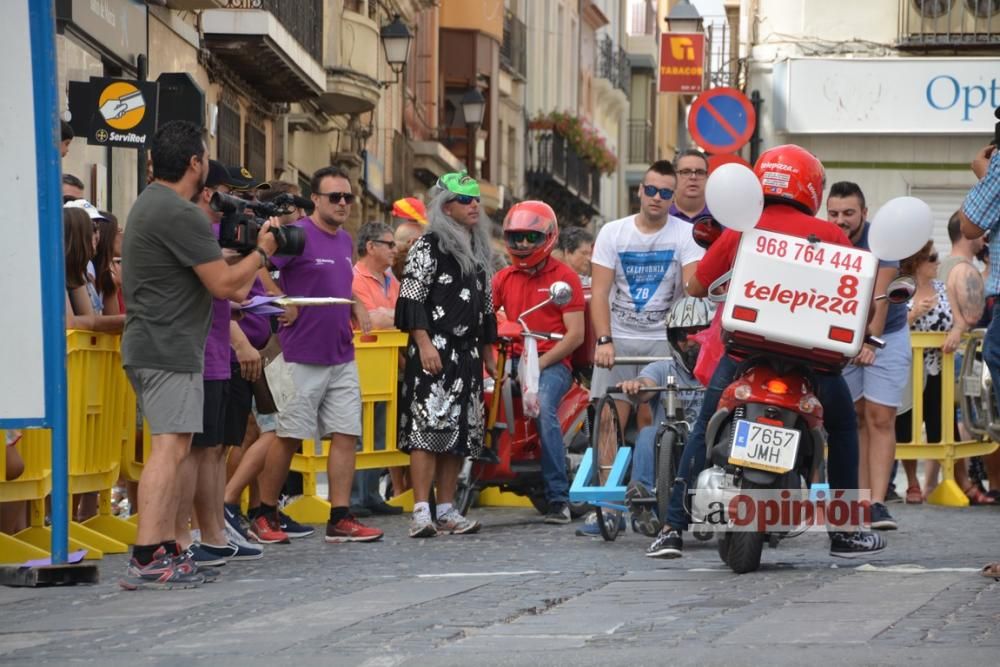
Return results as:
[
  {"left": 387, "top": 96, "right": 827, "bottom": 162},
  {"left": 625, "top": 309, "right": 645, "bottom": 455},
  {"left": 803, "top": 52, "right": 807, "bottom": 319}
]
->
[{"left": 119, "top": 121, "right": 280, "bottom": 590}]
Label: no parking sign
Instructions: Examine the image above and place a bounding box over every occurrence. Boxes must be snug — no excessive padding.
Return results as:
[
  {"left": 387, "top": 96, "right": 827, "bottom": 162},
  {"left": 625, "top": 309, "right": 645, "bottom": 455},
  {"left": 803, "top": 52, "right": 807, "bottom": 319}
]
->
[{"left": 688, "top": 87, "right": 756, "bottom": 155}]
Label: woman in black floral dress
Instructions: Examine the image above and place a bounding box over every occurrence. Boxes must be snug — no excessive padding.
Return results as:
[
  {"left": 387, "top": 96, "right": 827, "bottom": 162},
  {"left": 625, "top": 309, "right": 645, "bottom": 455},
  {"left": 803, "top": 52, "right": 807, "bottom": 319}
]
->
[{"left": 395, "top": 171, "right": 497, "bottom": 537}]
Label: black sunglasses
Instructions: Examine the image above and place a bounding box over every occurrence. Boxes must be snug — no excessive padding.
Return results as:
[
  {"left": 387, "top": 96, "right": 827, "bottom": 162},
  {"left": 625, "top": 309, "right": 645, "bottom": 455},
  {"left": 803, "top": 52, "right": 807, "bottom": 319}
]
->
[
  {"left": 371, "top": 239, "right": 397, "bottom": 249},
  {"left": 642, "top": 184, "right": 674, "bottom": 200},
  {"left": 316, "top": 191, "right": 355, "bottom": 204},
  {"left": 506, "top": 230, "right": 544, "bottom": 245},
  {"left": 928, "top": 253, "right": 939, "bottom": 262},
  {"left": 449, "top": 194, "right": 480, "bottom": 205}
]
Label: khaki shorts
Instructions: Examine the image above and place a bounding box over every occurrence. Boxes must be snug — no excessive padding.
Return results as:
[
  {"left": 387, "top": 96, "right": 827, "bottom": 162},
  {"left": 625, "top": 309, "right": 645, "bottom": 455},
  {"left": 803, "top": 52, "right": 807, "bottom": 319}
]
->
[
  {"left": 125, "top": 367, "right": 203, "bottom": 435},
  {"left": 276, "top": 361, "right": 362, "bottom": 440}
]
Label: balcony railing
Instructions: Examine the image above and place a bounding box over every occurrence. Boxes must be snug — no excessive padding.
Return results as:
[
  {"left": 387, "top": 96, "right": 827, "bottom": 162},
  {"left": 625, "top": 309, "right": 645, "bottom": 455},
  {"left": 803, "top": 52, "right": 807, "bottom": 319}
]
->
[
  {"left": 223, "top": 0, "right": 323, "bottom": 62},
  {"left": 501, "top": 10, "right": 527, "bottom": 78},
  {"left": 597, "top": 36, "right": 631, "bottom": 95},
  {"left": 628, "top": 119, "right": 653, "bottom": 165},
  {"left": 526, "top": 127, "right": 601, "bottom": 221},
  {"left": 897, "top": 0, "right": 1000, "bottom": 49}
]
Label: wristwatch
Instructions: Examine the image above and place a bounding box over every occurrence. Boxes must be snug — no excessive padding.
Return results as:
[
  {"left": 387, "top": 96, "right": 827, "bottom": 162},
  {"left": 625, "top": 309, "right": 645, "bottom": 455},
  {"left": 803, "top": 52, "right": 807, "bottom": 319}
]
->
[
  {"left": 596, "top": 335, "right": 613, "bottom": 346},
  {"left": 255, "top": 247, "right": 270, "bottom": 269}
]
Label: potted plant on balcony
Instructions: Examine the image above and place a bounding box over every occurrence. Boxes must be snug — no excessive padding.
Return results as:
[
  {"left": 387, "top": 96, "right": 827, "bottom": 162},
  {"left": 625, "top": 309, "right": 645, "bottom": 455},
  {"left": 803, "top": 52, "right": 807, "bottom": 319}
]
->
[{"left": 529, "top": 111, "right": 618, "bottom": 175}]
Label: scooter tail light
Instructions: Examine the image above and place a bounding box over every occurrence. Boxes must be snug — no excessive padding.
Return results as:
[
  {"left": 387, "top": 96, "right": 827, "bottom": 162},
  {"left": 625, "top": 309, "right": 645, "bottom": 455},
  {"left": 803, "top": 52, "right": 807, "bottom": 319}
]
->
[
  {"left": 733, "top": 383, "right": 752, "bottom": 401},
  {"left": 766, "top": 379, "right": 789, "bottom": 395},
  {"left": 799, "top": 394, "right": 822, "bottom": 414}
]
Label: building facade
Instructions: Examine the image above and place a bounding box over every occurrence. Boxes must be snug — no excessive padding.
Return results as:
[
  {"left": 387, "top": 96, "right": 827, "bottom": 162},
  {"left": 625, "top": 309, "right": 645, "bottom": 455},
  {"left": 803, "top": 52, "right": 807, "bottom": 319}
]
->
[{"left": 741, "top": 0, "right": 998, "bottom": 246}]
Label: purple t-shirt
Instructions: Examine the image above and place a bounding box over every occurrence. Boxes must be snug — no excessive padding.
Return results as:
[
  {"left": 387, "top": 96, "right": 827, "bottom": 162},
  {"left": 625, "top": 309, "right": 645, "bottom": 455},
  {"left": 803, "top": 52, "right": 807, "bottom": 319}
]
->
[
  {"left": 204, "top": 296, "right": 232, "bottom": 381},
  {"left": 231, "top": 278, "right": 271, "bottom": 364},
  {"left": 271, "top": 217, "right": 355, "bottom": 365}
]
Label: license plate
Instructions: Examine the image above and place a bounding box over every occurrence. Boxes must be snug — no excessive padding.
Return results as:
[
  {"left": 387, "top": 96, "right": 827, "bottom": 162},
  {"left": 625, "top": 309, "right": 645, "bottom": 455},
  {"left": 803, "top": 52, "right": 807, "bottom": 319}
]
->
[{"left": 729, "top": 419, "right": 801, "bottom": 473}]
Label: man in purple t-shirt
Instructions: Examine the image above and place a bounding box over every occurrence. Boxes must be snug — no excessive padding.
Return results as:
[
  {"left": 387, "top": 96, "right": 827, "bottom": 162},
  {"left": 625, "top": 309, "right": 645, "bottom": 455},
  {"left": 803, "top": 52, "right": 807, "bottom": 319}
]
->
[{"left": 263, "top": 165, "right": 383, "bottom": 543}]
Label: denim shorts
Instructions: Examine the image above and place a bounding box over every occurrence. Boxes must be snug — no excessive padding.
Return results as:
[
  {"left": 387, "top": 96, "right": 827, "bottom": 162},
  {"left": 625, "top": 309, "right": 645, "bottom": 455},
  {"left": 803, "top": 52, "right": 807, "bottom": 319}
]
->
[{"left": 843, "top": 326, "right": 912, "bottom": 408}]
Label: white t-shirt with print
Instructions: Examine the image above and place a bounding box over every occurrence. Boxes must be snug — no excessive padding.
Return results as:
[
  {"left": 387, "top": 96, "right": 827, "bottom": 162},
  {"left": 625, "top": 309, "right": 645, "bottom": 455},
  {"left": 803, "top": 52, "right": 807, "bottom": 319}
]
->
[{"left": 592, "top": 214, "right": 704, "bottom": 340}]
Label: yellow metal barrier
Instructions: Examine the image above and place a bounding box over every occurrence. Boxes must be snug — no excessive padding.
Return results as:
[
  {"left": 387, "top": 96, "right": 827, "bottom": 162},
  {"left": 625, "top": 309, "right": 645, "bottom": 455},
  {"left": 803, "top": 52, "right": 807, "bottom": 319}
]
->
[
  {"left": 283, "top": 330, "right": 411, "bottom": 523},
  {"left": 895, "top": 331, "right": 998, "bottom": 506},
  {"left": 10, "top": 332, "right": 132, "bottom": 559},
  {"left": 0, "top": 431, "right": 52, "bottom": 563}
]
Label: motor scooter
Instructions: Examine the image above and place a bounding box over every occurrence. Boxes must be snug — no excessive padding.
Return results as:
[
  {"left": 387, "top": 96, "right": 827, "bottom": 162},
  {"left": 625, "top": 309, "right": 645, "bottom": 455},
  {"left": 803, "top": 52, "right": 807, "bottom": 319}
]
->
[
  {"left": 691, "top": 229, "right": 914, "bottom": 573},
  {"left": 454, "top": 281, "right": 592, "bottom": 516}
]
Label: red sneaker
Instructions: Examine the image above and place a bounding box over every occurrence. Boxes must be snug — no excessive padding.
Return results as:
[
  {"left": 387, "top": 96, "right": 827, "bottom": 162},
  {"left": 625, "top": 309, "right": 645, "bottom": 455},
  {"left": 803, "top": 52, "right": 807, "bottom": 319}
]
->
[
  {"left": 250, "top": 513, "right": 290, "bottom": 544},
  {"left": 324, "top": 515, "right": 383, "bottom": 543}
]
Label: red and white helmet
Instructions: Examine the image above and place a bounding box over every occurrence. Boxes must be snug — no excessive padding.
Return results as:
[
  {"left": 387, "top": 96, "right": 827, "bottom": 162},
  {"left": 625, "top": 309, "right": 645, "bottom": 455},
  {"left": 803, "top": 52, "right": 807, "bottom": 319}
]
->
[
  {"left": 502, "top": 200, "right": 558, "bottom": 270},
  {"left": 753, "top": 144, "right": 825, "bottom": 215}
]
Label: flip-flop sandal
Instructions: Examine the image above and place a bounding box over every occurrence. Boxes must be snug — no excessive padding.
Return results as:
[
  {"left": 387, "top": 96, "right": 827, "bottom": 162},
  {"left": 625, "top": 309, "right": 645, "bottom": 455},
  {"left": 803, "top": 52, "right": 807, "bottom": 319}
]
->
[{"left": 979, "top": 562, "right": 1000, "bottom": 581}]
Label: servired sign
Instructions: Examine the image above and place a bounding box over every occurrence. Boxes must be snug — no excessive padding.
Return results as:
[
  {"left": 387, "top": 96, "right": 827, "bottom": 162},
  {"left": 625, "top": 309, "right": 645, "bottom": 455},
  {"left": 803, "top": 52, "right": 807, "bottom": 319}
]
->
[
  {"left": 722, "top": 229, "right": 877, "bottom": 361},
  {"left": 659, "top": 33, "right": 705, "bottom": 93}
]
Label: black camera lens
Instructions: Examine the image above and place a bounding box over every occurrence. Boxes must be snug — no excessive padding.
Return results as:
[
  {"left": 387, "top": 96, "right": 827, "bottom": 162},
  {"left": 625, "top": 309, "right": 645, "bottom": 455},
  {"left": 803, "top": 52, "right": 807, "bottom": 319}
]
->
[{"left": 273, "top": 225, "right": 306, "bottom": 256}]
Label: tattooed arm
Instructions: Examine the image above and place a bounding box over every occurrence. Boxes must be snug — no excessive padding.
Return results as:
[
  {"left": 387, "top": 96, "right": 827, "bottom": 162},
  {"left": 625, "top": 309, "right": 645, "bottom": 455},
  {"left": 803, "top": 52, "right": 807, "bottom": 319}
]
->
[{"left": 946, "top": 261, "right": 986, "bottom": 329}]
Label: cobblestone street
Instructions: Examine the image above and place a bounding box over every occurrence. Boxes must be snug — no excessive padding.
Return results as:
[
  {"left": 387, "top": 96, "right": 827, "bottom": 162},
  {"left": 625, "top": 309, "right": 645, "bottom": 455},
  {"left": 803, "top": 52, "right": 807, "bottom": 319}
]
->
[{"left": 2, "top": 502, "right": 999, "bottom": 665}]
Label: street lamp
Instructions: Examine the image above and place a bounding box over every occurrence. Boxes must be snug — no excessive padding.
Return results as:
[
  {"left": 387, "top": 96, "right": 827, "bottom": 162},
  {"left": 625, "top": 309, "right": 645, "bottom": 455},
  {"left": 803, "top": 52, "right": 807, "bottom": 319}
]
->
[
  {"left": 379, "top": 14, "right": 413, "bottom": 87},
  {"left": 461, "top": 87, "right": 486, "bottom": 178},
  {"left": 665, "top": 0, "right": 703, "bottom": 33}
]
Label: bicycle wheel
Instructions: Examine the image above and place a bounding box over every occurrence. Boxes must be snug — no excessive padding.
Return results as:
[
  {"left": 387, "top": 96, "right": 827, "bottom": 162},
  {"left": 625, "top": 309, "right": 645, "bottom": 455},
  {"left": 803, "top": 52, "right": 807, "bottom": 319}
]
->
[
  {"left": 592, "top": 393, "right": 623, "bottom": 541},
  {"left": 655, "top": 427, "right": 678, "bottom": 525}
]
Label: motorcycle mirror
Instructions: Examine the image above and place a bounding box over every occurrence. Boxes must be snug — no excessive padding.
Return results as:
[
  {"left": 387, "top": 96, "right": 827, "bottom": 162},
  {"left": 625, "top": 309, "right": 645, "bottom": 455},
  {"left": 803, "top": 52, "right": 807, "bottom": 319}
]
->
[
  {"left": 548, "top": 281, "right": 573, "bottom": 306},
  {"left": 881, "top": 275, "right": 916, "bottom": 304},
  {"left": 691, "top": 215, "right": 723, "bottom": 249}
]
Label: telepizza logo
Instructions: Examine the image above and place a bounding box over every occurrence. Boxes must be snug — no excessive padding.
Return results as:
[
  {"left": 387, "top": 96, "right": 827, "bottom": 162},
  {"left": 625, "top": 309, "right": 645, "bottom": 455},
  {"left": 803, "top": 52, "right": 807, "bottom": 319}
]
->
[{"left": 742, "top": 280, "right": 860, "bottom": 316}]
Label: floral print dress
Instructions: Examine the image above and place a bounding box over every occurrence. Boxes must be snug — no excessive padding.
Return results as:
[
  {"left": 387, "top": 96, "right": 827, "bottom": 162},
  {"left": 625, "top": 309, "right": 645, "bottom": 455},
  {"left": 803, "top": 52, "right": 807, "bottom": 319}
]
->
[
  {"left": 908, "top": 279, "right": 952, "bottom": 376},
  {"left": 395, "top": 232, "right": 497, "bottom": 456}
]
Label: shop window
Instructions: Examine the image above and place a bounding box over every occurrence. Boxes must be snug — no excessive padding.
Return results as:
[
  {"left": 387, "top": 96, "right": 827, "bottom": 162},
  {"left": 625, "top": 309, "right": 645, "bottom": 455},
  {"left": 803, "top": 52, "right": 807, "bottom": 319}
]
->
[
  {"left": 244, "top": 122, "right": 266, "bottom": 184},
  {"left": 217, "top": 100, "right": 241, "bottom": 167}
]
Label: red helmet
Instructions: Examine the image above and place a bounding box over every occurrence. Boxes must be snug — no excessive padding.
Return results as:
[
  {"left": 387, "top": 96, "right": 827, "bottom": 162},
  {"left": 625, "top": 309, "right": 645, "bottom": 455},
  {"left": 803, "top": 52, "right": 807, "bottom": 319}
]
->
[
  {"left": 753, "top": 144, "right": 825, "bottom": 215},
  {"left": 502, "top": 200, "right": 558, "bottom": 270}
]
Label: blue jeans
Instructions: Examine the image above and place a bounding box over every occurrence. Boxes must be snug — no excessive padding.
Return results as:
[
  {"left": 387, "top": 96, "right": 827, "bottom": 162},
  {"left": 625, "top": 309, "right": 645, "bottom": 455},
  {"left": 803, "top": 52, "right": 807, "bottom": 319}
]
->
[
  {"left": 513, "top": 358, "right": 573, "bottom": 504},
  {"left": 984, "top": 303, "right": 1000, "bottom": 414},
  {"left": 665, "top": 354, "right": 859, "bottom": 532},
  {"left": 631, "top": 425, "right": 659, "bottom": 490}
]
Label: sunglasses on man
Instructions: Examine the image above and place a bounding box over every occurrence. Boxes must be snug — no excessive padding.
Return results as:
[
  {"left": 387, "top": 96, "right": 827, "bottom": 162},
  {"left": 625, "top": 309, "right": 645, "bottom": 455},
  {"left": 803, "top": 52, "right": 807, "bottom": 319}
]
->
[
  {"left": 641, "top": 184, "right": 674, "bottom": 200},
  {"left": 448, "top": 194, "right": 480, "bottom": 205},
  {"left": 316, "top": 191, "right": 355, "bottom": 204}
]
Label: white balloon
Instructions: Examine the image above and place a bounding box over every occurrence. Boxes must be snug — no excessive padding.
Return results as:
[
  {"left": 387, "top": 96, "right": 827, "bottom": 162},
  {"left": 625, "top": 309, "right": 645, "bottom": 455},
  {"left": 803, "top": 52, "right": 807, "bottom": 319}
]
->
[
  {"left": 867, "top": 197, "right": 934, "bottom": 261},
  {"left": 704, "top": 163, "right": 764, "bottom": 232}
]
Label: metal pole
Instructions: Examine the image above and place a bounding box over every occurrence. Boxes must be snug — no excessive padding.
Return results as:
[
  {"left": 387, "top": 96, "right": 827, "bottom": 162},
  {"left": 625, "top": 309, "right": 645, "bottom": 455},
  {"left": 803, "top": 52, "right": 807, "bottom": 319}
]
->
[
  {"left": 467, "top": 123, "right": 477, "bottom": 178},
  {"left": 749, "top": 89, "right": 763, "bottom": 166},
  {"left": 137, "top": 52, "right": 148, "bottom": 196},
  {"left": 28, "top": 0, "right": 68, "bottom": 566}
]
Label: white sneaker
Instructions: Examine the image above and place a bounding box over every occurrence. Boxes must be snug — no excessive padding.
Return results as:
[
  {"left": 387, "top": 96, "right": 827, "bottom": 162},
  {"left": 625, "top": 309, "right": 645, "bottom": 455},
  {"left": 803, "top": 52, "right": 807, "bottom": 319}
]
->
[
  {"left": 435, "top": 508, "right": 481, "bottom": 535},
  {"left": 225, "top": 518, "right": 262, "bottom": 553},
  {"left": 409, "top": 509, "right": 437, "bottom": 538}
]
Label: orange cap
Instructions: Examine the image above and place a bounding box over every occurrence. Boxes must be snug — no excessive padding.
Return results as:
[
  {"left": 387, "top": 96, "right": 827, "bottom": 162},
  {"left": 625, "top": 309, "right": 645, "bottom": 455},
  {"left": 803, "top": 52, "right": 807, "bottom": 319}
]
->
[{"left": 392, "top": 197, "right": 427, "bottom": 225}]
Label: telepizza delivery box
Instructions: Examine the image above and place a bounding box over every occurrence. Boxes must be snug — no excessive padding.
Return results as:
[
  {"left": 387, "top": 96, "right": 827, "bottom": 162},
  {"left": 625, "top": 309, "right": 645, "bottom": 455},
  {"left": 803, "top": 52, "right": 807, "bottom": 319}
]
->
[{"left": 721, "top": 229, "right": 878, "bottom": 368}]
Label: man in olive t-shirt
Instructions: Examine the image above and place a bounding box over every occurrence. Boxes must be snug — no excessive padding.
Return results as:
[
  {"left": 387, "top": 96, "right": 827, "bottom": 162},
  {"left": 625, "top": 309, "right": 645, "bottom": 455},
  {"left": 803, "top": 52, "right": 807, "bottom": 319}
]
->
[{"left": 119, "top": 121, "right": 280, "bottom": 591}]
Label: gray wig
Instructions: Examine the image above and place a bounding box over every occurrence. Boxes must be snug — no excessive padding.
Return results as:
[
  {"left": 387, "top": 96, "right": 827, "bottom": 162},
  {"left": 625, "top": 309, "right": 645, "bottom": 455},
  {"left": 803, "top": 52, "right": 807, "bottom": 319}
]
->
[{"left": 426, "top": 186, "right": 494, "bottom": 279}]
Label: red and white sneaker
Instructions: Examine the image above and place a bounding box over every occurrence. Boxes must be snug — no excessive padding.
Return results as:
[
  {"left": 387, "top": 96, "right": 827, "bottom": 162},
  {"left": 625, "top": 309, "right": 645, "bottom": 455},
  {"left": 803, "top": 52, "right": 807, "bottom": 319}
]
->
[
  {"left": 249, "top": 513, "right": 290, "bottom": 544},
  {"left": 324, "top": 515, "right": 383, "bottom": 543}
]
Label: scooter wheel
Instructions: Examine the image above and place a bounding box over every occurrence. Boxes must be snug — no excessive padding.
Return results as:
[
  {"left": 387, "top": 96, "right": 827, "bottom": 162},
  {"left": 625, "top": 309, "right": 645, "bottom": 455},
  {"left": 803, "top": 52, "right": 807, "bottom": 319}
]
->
[
  {"left": 595, "top": 507, "right": 621, "bottom": 541},
  {"left": 693, "top": 525, "right": 714, "bottom": 542}
]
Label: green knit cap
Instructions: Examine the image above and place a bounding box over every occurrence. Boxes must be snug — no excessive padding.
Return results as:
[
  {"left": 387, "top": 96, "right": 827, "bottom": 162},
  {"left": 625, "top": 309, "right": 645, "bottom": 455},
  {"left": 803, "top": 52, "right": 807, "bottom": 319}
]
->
[{"left": 437, "top": 170, "right": 480, "bottom": 198}]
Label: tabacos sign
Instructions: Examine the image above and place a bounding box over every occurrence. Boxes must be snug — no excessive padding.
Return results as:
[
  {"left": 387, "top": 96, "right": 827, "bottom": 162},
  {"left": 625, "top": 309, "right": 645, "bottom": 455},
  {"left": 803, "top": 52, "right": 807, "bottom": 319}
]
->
[{"left": 68, "top": 77, "right": 158, "bottom": 149}]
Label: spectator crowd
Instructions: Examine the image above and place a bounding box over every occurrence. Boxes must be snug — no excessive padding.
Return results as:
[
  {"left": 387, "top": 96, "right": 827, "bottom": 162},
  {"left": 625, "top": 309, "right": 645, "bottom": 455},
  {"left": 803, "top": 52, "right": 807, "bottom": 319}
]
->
[{"left": 2, "top": 118, "right": 999, "bottom": 589}]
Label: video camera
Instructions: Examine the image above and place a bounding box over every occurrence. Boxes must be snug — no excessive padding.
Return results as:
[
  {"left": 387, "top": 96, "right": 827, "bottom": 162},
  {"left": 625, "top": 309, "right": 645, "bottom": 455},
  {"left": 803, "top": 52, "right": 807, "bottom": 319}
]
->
[{"left": 210, "top": 191, "right": 306, "bottom": 256}]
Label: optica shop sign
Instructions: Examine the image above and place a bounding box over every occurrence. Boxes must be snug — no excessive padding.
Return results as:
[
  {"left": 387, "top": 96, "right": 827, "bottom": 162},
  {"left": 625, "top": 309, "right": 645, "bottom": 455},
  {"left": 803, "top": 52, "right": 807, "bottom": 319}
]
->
[{"left": 772, "top": 57, "right": 1000, "bottom": 134}]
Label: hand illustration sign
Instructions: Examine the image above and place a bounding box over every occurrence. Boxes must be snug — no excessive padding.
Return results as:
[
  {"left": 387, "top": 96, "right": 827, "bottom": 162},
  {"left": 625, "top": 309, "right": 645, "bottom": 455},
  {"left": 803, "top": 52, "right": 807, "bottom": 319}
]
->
[
  {"left": 99, "top": 90, "right": 145, "bottom": 121},
  {"left": 96, "top": 81, "right": 146, "bottom": 130}
]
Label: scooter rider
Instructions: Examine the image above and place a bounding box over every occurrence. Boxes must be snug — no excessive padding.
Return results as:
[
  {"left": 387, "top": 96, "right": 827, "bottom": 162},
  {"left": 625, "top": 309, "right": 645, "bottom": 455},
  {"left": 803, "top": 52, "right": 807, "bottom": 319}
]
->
[
  {"left": 647, "top": 144, "right": 887, "bottom": 559},
  {"left": 492, "top": 201, "right": 586, "bottom": 524},
  {"left": 619, "top": 296, "right": 711, "bottom": 536}
]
